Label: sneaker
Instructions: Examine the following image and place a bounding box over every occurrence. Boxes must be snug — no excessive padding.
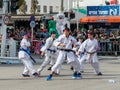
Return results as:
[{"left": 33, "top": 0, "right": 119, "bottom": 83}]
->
[
  {"left": 77, "top": 73, "right": 82, "bottom": 79},
  {"left": 33, "top": 72, "right": 39, "bottom": 77},
  {"left": 47, "top": 67, "right": 51, "bottom": 70},
  {"left": 46, "top": 75, "right": 52, "bottom": 81},
  {"left": 72, "top": 73, "right": 78, "bottom": 79},
  {"left": 70, "top": 66, "right": 74, "bottom": 71},
  {"left": 22, "top": 74, "right": 30, "bottom": 77},
  {"left": 97, "top": 72, "right": 102, "bottom": 76}
]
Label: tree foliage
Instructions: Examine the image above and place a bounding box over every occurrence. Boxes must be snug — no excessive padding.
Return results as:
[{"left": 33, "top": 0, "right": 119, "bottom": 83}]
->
[
  {"left": 19, "top": 0, "right": 27, "bottom": 14},
  {"left": 17, "top": 0, "right": 25, "bottom": 7},
  {"left": 30, "top": 0, "right": 38, "bottom": 14}
]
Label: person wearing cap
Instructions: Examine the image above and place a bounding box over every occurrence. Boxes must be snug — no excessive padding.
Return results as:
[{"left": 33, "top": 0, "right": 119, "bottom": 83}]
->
[
  {"left": 18, "top": 34, "right": 38, "bottom": 77},
  {"left": 37, "top": 31, "right": 60, "bottom": 76},
  {"left": 46, "top": 28, "right": 82, "bottom": 80},
  {"left": 78, "top": 31, "right": 102, "bottom": 76}
]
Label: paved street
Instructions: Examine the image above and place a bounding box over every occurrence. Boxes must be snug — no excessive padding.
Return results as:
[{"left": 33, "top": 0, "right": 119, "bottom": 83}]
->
[{"left": 0, "top": 58, "right": 120, "bottom": 90}]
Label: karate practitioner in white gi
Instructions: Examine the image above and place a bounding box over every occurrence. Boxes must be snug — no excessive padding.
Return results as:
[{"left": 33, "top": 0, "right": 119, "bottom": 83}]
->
[
  {"left": 46, "top": 28, "right": 82, "bottom": 80},
  {"left": 78, "top": 31, "right": 102, "bottom": 75},
  {"left": 18, "top": 34, "right": 38, "bottom": 77},
  {"left": 37, "top": 31, "right": 60, "bottom": 76},
  {"left": 71, "top": 36, "right": 84, "bottom": 71}
]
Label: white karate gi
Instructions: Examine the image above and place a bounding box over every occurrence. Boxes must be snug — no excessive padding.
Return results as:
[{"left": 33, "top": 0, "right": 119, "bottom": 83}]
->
[
  {"left": 78, "top": 38, "right": 101, "bottom": 74},
  {"left": 37, "top": 37, "right": 60, "bottom": 74},
  {"left": 73, "top": 41, "right": 85, "bottom": 72},
  {"left": 77, "top": 43, "right": 86, "bottom": 72},
  {"left": 18, "top": 38, "right": 36, "bottom": 75},
  {"left": 52, "top": 34, "right": 80, "bottom": 73}
]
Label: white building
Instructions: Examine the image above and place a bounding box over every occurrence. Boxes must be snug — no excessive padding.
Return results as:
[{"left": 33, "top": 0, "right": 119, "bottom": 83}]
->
[
  {"left": 24, "top": 0, "right": 120, "bottom": 14},
  {"left": 72, "top": 0, "right": 120, "bottom": 9},
  {"left": 25, "top": 0, "right": 72, "bottom": 14}
]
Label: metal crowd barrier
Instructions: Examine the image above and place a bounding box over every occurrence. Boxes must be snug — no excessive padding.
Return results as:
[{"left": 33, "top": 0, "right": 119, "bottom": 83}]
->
[
  {"left": 98, "top": 39, "right": 120, "bottom": 56},
  {"left": 0, "top": 38, "right": 120, "bottom": 57}
]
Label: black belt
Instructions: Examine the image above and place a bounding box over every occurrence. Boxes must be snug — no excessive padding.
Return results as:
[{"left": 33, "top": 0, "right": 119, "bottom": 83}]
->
[
  {"left": 47, "top": 49, "right": 56, "bottom": 53},
  {"left": 58, "top": 48, "right": 75, "bottom": 53}
]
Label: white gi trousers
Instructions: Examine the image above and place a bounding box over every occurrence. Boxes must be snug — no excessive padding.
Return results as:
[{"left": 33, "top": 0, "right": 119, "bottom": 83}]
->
[
  {"left": 19, "top": 51, "right": 36, "bottom": 75},
  {"left": 77, "top": 53, "right": 85, "bottom": 72},
  {"left": 37, "top": 51, "right": 60, "bottom": 74},
  {"left": 52, "top": 50, "right": 80, "bottom": 73},
  {"left": 79, "top": 53, "right": 101, "bottom": 74}
]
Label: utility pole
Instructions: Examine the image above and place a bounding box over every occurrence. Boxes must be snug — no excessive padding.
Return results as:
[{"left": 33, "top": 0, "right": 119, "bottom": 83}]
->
[
  {"left": 77, "top": 0, "right": 79, "bottom": 30},
  {"left": 1, "top": 0, "right": 9, "bottom": 56},
  {"left": 61, "top": 0, "right": 64, "bottom": 12},
  {"left": 67, "top": 0, "right": 70, "bottom": 21}
]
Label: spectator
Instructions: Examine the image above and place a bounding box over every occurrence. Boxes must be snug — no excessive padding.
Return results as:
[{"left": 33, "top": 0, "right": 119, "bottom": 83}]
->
[
  {"left": 109, "top": 31, "right": 115, "bottom": 39},
  {"left": 104, "top": 28, "right": 110, "bottom": 36},
  {"left": 76, "top": 30, "right": 83, "bottom": 39},
  {"left": 116, "top": 30, "right": 120, "bottom": 39},
  {"left": 41, "top": 29, "right": 49, "bottom": 38}
]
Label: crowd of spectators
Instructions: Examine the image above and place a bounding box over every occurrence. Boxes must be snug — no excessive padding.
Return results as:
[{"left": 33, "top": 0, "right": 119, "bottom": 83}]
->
[
  {"left": 6, "top": 26, "right": 120, "bottom": 55},
  {"left": 72, "top": 28, "right": 120, "bottom": 55},
  {"left": 72, "top": 28, "right": 120, "bottom": 40},
  {"left": 6, "top": 27, "right": 49, "bottom": 55}
]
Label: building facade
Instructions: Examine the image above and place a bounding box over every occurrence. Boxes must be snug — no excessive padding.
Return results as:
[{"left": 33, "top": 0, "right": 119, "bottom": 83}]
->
[
  {"left": 72, "top": 0, "right": 119, "bottom": 9},
  {"left": 25, "top": 0, "right": 72, "bottom": 14},
  {"left": 25, "top": 0, "right": 120, "bottom": 14}
]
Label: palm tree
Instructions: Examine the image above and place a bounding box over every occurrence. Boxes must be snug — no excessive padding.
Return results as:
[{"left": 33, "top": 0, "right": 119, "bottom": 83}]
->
[{"left": 30, "top": 0, "right": 38, "bottom": 14}]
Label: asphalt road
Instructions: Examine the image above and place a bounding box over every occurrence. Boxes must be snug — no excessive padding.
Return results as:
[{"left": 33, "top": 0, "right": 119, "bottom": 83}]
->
[{"left": 0, "top": 59, "right": 120, "bottom": 90}]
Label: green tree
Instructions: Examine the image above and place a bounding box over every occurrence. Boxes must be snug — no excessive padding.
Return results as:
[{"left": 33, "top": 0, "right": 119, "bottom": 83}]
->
[
  {"left": 11, "top": 0, "right": 26, "bottom": 14},
  {"left": 19, "top": 0, "right": 27, "bottom": 14},
  {"left": 30, "top": 0, "right": 38, "bottom": 14},
  {"left": 17, "top": 0, "right": 25, "bottom": 8}
]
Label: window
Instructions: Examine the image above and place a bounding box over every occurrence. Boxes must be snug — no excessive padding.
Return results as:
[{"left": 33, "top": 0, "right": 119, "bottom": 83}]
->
[
  {"left": 37, "top": 5, "right": 41, "bottom": 13},
  {"left": 49, "top": 6, "right": 53, "bottom": 13},
  {"left": 43, "top": 6, "right": 47, "bottom": 13}
]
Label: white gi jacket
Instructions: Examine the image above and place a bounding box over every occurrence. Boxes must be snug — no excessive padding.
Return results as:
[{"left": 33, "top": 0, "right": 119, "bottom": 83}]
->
[
  {"left": 79, "top": 38, "right": 99, "bottom": 63},
  {"left": 18, "top": 38, "right": 30, "bottom": 59},
  {"left": 41, "top": 37, "right": 57, "bottom": 57},
  {"left": 54, "top": 34, "right": 77, "bottom": 63}
]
